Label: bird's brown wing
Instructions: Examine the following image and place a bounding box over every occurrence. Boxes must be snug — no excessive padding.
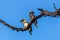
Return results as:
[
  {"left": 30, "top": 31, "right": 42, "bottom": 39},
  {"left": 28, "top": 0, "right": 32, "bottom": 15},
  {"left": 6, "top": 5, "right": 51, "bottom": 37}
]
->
[{"left": 29, "top": 13, "right": 34, "bottom": 20}]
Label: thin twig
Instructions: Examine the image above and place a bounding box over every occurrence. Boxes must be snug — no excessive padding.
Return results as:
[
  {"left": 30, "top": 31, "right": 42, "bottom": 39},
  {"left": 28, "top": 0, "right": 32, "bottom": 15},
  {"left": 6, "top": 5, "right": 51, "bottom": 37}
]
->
[{"left": 53, "top": 3, "right": 57, "bottom": 10}]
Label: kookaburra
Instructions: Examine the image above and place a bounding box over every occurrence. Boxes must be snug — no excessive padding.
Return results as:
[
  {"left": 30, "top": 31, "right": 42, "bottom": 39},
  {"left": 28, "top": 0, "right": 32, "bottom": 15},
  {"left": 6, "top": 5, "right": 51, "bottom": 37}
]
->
[
  {"left": 29, "top": 11, "right": 38, "bottom": 28},
  {"left": 20, "top": 19, "right": 32, "bottom": 35}
]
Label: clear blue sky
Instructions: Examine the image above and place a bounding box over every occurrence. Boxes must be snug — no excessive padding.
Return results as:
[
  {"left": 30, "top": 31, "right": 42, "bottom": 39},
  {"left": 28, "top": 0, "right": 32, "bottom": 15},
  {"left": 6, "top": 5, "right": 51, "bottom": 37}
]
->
[{"left": 0, "top": 0, "right": 60, "bottom": 40}]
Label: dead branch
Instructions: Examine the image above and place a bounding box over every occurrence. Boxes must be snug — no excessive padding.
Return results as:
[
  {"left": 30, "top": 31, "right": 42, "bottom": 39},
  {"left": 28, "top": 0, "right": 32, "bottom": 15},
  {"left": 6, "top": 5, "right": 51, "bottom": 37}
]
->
[{"left": 53, "top": 3, "right": 57, "bottom": 10}]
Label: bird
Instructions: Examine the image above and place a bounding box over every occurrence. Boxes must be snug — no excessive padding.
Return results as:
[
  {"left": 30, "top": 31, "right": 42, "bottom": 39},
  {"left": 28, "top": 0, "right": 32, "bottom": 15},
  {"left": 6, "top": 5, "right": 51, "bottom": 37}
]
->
[
  {"left": 20, "top": 19, "right": 32, "bottom": 35},
  {"left": 29, "top": 11, "right": 38, "bottom": 28}
]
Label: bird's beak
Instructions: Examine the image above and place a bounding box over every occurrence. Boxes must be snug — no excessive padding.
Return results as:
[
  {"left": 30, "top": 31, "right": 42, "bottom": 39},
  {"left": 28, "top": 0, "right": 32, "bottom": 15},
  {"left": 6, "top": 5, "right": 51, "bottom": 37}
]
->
[
  {"left": 37, "top": 8, "right": 43, "bottom": 11},
  {"left": 20, "top": 19, "right": 24, "bottom": 22},
  {"left": 37, "top": 8, "right": 40, "bottom": 10}
]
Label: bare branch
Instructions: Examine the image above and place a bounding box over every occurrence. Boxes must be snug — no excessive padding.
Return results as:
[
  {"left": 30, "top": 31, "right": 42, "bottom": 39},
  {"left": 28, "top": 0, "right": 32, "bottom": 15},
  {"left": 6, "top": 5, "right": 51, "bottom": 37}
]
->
[
  {"left": 37, "top": 8, "right": 52, "bottom": 16},
  {"left": 0, "top": 19, "right": 24, "bottom": 32},
  {"left": 0, "top": 12, "right": 44, "bottom": 33},
  {"left": 0, "top": 5, "right": 60, "bottom": 35},
  {"left": 53, "top": 3, "right": 57, "bottom": 10}
]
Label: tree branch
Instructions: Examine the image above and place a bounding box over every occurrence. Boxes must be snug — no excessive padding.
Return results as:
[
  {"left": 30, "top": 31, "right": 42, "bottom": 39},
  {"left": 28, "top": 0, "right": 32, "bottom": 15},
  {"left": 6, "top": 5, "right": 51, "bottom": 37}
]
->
[
  {"left": 0, "top": 7, "right": 60, "bottom": 34},
  {"left": 53, "top": 3, "right": 57, "bottom": 10},
  {"left": 0, "top": 19, "right": 23, "bottom": 32},
  {"left": 0, "top": 13, "right": 44, "bottom": 32}
]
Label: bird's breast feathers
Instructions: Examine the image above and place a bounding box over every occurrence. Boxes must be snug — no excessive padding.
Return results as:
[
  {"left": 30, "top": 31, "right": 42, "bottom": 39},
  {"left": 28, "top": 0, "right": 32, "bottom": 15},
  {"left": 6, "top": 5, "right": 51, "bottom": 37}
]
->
[{"left": 24, "top": 23, "right": 29, "bottom": 28}]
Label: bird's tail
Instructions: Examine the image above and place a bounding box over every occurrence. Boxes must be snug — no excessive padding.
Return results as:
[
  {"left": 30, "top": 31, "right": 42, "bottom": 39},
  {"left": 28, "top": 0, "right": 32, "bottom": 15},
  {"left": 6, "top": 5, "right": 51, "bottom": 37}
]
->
[
  {"left": 29, "top": 28, "right": 32, "bottom": 35},
  {"left": 34, "top": 20, "right": 38, "bottom": 28},
  {"left": 35, "top": 24, "right": 38, "bottom": 28}
]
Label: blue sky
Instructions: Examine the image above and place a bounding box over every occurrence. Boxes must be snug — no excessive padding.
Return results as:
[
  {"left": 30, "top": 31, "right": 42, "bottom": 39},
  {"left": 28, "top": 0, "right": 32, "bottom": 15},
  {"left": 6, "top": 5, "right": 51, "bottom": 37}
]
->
[{"left": 0, "top": 0, "right": 60, "bottom": 40}]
